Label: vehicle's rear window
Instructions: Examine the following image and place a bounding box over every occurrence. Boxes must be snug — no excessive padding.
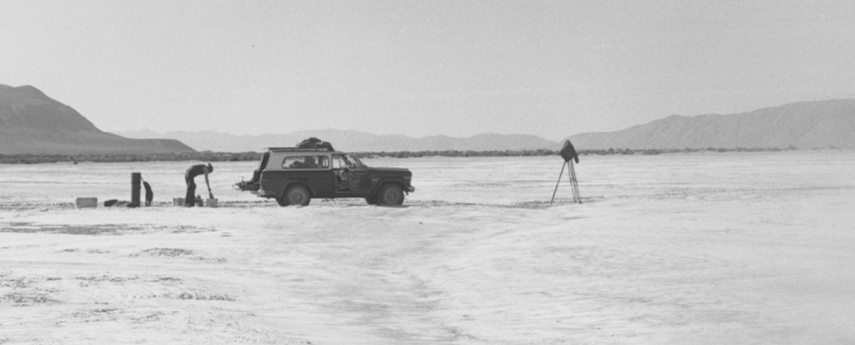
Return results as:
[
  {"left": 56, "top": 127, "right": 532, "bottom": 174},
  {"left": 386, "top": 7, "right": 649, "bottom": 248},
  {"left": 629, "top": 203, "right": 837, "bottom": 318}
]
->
[{"left": 281, "top": 155, "right": 330, "bottom": 169}]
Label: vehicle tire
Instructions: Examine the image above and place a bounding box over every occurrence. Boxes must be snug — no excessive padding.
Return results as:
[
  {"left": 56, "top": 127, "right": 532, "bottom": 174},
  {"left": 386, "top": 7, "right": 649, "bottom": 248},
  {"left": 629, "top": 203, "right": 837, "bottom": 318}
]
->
[
  {"left": 281, "top": 185, "right": 311, "bottom": 206},
  {"left": 377, "top": 184, "right": 404, "bottom": 206},
  {"left": 275, "top": 196, "right": 288, "bottom": 206}
]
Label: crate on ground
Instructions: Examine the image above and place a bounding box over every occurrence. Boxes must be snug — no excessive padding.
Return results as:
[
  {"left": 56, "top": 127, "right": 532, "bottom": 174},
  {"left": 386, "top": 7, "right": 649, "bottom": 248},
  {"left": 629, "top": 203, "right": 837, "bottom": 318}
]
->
[{"left": 75, "top": 197, "right": 98, "bottom": 209}]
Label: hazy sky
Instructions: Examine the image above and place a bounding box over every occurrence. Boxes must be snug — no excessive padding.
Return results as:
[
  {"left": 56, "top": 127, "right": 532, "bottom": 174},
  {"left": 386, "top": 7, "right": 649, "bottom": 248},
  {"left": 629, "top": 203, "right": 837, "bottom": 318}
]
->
[{"left": 3, "top": 1, "right": 855, "bottom": 140}]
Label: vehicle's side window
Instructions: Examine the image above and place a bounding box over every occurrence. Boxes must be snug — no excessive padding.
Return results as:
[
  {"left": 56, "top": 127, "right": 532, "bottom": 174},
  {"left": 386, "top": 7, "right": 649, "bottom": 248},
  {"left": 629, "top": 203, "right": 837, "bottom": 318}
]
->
[
  {"left": 281, "top": 155, "right": 330, "bottom": 169},
  {"left": 316, "top": 155, "right": 329, "bottom": 168}
]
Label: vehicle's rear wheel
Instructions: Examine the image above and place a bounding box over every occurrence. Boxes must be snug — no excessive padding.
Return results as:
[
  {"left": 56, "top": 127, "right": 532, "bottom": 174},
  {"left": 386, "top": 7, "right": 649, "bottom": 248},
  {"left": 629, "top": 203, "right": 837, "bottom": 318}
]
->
[
  {"left": 280, "top": 185, "right": 311, "bottom": 206},
  {"left": 377, "top": 184, "right": 404, "bottom": 206}
]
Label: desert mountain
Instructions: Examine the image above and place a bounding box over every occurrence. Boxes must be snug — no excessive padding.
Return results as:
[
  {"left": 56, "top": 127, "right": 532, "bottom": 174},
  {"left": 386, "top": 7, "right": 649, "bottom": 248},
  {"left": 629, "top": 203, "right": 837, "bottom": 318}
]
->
[
  {"left": 569, "top": 100, "right": 855, "bottom": 150},
  {"left": 0, "top": 85, "right": 195, "bottom": 154},
  {"left": 115, "top": 129, "right": 562, "bottom": 152}
]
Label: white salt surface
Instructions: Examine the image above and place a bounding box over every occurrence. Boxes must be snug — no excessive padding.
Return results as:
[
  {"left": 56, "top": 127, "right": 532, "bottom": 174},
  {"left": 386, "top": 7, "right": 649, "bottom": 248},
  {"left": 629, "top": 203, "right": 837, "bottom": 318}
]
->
[{"left": 1, "top": 152, "right": 854, "bottom": 344}]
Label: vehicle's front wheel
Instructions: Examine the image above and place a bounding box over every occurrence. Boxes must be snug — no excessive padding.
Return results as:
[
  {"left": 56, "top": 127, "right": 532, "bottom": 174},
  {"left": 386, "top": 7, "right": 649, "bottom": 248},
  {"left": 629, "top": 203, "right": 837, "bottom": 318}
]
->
[
  {"left": 377, "top": 184, "right": 404, "bottom": 206},
  {"left": 279, "top": 185, "right": 311, "bottom": 206}
]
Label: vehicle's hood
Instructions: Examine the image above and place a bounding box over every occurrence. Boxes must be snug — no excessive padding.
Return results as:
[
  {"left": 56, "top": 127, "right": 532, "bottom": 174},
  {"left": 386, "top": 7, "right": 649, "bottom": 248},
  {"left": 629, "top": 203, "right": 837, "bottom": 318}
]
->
[{"left": 367, "top": 167, "right": 411, "bottom": 175}]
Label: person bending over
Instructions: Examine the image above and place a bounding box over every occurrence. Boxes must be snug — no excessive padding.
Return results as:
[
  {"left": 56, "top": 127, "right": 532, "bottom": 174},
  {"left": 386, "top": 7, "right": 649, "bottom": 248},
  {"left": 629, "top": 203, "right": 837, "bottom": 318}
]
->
[{"left": 185, "top": 163, "right": 213, "bottom": 207}]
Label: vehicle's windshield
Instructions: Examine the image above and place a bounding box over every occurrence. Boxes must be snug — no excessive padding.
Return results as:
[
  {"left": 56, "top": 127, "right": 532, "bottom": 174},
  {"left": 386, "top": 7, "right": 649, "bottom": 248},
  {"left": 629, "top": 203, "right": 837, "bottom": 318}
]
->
[{"left": 346, "top": 155, "right": 367, "bottom": 169}]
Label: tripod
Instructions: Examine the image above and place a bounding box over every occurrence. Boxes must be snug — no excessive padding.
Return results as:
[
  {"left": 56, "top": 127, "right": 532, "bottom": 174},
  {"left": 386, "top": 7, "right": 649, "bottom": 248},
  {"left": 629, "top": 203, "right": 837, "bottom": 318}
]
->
[{"left": 550, "top": 160, "right": 581, "bottom": 204}]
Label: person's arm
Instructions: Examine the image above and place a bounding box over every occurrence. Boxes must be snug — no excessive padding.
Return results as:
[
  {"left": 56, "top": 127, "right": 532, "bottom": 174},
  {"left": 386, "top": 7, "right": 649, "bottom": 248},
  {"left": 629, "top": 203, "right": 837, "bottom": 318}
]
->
[{"left": 203, "top": 168, "right": 214, "bottom": 199}]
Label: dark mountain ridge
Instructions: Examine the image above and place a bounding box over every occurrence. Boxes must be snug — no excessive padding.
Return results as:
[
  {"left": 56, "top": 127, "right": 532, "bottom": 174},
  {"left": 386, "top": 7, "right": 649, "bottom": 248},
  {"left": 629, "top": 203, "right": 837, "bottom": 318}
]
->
[
  {"left": 0, "top": 85, "right": 100, "bottom": 133},
  {"left": 0, "top": 85, "right": 195, "bottom": 154}
]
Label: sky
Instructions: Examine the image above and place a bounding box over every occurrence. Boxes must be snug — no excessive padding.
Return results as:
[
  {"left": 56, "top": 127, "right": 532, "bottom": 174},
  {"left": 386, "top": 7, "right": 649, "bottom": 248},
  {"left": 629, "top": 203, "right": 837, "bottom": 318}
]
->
[{"left": 3, "top": 0, "right": 855, "bottom": 140}]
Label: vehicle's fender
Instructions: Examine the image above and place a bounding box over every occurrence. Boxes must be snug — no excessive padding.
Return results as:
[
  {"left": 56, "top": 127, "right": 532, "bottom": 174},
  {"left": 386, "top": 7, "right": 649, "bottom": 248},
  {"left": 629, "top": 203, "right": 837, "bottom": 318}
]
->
[
  {"left": 282, "top": 181, "right": 315, "bottom": 198},
  {"left": 260, "top": 173, "right": 315, "bottom": 199},
  {"left": 369, "top": 179, "right": 407, "bottom": 198}
]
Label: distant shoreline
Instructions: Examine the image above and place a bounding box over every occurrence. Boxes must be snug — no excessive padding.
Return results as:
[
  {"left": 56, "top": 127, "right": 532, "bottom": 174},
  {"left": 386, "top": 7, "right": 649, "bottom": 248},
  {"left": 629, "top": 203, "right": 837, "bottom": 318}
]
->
[{"left": 0, "top": 146, "right": 832, "bottom": 164}]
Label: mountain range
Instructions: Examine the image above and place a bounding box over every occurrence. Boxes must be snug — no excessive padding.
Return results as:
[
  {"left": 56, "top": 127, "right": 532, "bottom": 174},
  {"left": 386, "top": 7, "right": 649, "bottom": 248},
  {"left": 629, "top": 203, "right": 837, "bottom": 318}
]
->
[
  {"left": 119, "top": 99, "right": 855, "bottom": 152},
  {"left": 0, "top": 85, "right": 194, "bottom": 154},
  {"left": 568, "top": 100, "right": 855, "bottom": 150},
  {"left": 114, "top": 129, "right": 561, "bottom": 152},
  {"left": 3, "top": 84, "right": 854, "bottom": 154}
]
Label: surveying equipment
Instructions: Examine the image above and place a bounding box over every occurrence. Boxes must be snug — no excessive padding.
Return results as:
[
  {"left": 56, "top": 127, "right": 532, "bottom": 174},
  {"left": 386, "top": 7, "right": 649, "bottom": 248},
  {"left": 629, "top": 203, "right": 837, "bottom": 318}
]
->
[{"left": 551, "top": 140, "right": 582, "bottom": 204}]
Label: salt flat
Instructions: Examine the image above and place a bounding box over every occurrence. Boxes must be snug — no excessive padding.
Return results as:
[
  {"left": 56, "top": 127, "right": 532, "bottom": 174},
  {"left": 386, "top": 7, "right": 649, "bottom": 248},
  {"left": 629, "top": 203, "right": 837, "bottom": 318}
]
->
[{"left": 1, "top": 152, "right": 854, "bottom": 344}]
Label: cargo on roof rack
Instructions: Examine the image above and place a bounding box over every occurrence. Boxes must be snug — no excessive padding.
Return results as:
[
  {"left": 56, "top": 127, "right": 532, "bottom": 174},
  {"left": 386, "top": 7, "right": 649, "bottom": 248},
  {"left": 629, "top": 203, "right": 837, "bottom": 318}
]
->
[{"left": 266, "top": 147, "right": 334, "bottom": 152}]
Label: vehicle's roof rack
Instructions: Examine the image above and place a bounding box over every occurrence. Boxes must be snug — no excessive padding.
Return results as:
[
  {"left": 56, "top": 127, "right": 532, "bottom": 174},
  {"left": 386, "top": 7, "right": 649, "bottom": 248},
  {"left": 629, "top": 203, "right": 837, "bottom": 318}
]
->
[{"left": 267, "top": 147, "right": 335, "bottom": 152}]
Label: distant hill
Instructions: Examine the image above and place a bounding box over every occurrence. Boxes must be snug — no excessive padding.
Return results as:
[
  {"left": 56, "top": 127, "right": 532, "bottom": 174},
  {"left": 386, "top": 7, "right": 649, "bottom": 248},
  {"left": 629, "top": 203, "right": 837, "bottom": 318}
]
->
[
  {"left": 0, "top": 85, "right": 195, "bottom": 154},
  {"left": 118, "top": 100, "right": 855, "bottom": 153},
  {"left": 115, "top": 129, "right": 562, "bottom": 152},
  {"left": 569, "top": 100, "right": 855, "bottom": 150}
]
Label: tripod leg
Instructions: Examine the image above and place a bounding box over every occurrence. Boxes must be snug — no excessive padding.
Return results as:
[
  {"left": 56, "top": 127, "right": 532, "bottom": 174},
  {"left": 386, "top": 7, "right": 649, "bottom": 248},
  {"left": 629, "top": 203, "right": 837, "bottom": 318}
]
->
[
  {"left": 570, "top": 163, "right": 582, "bottom": 204},
  {"left": 569, "top": 161, "right": 581, "bottom": 203},
  {"left": 550, "top": 162, "right": 567, "bottom": 204},
  {"left": 567, "top": 162, "right": 577, "bottom": 202}
]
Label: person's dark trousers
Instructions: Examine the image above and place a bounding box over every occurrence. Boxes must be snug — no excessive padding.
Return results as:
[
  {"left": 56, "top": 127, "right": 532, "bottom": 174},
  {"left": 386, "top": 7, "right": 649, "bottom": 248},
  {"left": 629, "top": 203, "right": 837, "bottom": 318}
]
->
[{"left": 185, "top": 175, "right": 196, "bottom": 207}]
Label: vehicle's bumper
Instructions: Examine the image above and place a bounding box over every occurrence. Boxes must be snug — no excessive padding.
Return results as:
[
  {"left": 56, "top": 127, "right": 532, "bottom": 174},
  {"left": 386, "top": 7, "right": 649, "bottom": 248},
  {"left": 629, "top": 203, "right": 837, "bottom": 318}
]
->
[{"left": 406, "top": 186, "right": 415, "bottom": 193}]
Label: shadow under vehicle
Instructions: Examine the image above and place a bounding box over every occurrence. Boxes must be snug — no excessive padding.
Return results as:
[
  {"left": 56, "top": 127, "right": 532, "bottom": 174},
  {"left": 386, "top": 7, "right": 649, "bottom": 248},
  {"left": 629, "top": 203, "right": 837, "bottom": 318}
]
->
[{"left": 235, "top": 147, "right": 415, "bottom": 206}]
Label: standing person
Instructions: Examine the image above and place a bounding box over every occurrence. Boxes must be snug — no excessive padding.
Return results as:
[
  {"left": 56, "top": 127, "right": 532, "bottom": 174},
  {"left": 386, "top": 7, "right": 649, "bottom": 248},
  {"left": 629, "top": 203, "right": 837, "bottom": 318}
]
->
[
  {"left": 185, "top": 163, "right": 213, "bottom": 207},
  {"left": 142, "top": 179, "right": 154, "bottom": 207}
]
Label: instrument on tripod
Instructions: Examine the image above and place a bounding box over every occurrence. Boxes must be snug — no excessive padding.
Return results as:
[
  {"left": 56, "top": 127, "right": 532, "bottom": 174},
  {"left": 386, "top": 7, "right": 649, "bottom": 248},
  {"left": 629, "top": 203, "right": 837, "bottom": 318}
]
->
[{"left": 551, "top": 140, "right": 582, "bottom": 204}]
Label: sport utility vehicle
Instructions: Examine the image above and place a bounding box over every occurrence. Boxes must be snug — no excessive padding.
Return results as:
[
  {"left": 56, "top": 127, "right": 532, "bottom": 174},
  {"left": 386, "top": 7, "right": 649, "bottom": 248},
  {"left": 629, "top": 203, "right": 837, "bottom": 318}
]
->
[{"left": 235, "top": 147, "right": 415, "bottom": 206}]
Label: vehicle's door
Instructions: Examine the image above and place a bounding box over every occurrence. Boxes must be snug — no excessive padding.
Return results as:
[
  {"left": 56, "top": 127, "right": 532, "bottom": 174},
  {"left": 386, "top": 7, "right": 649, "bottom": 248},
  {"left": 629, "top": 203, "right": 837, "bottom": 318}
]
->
[
  {"left": 331, "top": 155, "right": 351, "bottom": 192},
  {"left": 333, "top": 154, "right": 371, "bottom": 195}
]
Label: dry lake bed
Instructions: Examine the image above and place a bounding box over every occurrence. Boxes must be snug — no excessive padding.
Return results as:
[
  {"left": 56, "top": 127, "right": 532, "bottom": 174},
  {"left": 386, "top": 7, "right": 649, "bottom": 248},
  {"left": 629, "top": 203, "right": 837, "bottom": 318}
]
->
[{"left": 2, "top": 152, "right": 854, "bottom": 344}]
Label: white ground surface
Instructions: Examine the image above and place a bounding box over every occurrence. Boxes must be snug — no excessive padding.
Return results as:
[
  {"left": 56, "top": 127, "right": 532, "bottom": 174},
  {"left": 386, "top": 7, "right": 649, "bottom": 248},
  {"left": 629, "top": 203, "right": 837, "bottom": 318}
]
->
[{"left": 1, "top": 152, "right": 854, "bottom": 344}]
